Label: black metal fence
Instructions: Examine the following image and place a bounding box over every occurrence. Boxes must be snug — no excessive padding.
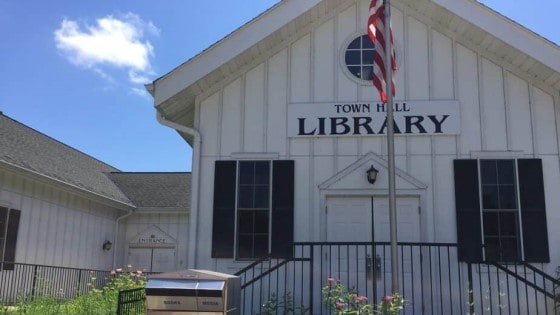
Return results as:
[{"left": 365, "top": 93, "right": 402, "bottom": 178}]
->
[
  {"left": 235, "top": 242, "right": 560, "bottom": 314},
  {"left": 116, "top": 287, "right": 145, "bottom": 315},
  {"left": 235, "top": 256, "right": 313, "bottom": 314},
  {"left": 0, "top": 261, "right": 110, "bottom": 305}
]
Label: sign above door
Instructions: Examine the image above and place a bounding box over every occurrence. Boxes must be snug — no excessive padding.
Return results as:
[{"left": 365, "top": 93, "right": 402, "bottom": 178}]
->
[{"left": 129, "top": 225, "right": 176, "bottom": 248}]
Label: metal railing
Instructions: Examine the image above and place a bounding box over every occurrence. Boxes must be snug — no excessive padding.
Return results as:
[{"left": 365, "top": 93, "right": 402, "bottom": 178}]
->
[
  {"left": 235, "top": 242, "right": 560, "bottom": 314},
  {"left": 0, "top": 261, "right": 110, "bottom": 305},
  {"left": 235, "top": 256, "right": 312, "bottom": 314},
  {"left": 466, "top": 262, "right": 559, "bottom": 315},
  {"left": 116, "top": 287, "right": 145, "bottom": 315}
]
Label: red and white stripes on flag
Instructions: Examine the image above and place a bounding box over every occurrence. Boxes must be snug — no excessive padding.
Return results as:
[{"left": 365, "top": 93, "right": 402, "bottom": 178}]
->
[{"left": 368, "top": 0, "right": 397, "bottom": 103}]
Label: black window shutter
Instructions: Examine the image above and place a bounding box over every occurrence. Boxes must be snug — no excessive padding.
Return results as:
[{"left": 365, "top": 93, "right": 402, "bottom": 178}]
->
[
  {"left": 454, "top": 160, "right": 483, "bottom": 262},
  {"left": 517, "top": 159, "right": 549, "bottom": 262},
  {"left": 271, "top": 160, "right": 294, "bottom": 258},
  {"left": 4, "top": 209, "right": 21, "bottom": 270},
  {"left": 211, "top": 161, "right": 237, "bottom": 258}
]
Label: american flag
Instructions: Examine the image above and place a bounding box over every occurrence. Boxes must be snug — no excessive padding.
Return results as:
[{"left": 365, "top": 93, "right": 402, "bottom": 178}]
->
[{"left": 368, "top": 0, "right": 397, "bottom": 103}]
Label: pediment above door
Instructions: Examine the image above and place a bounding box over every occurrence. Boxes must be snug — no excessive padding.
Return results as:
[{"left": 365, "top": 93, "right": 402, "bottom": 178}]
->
[
  {"left": 129, "top": 225, "right": 177, "bottom": 248},
  {"left": 318, "top": 152, "right": 427, "bottom": 193}
]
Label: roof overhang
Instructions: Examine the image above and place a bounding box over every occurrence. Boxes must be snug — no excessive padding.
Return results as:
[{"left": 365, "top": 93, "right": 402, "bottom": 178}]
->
[
  {"left": 150, "top": 0, "right": 560, "bottom": 145},
  {"left": 433, "top": 0, "right": 560, "bottom": 73},
  {"left": 134, "top": 207, "right": 189, "bottom": 214},
  {"left": 0, "top": 160, "right": 136, "bottom": 213}
]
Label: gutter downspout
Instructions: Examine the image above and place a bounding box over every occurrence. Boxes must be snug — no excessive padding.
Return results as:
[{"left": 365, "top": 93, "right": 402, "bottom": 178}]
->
[
  {"left": 113, "top": 209, "right": 133, "bottom": 269},
  {"left": 156, "top": 111, "right": 201, "bottom": 269}
]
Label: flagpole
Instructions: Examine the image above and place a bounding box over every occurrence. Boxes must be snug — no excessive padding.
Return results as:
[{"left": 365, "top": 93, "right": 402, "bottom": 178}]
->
[{"left": 383, "top": 0, "right": 399, "bottom": 294}]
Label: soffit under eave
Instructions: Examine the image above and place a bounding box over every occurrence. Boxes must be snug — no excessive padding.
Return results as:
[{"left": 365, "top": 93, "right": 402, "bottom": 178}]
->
[
  {"left": 0, "top": 160, "right": 135, "bottom": 212},
  {"left": 399, "top": 0, "right": 560, "bottom": 92},
  {"left": 156, "top": 97, "right": 195, "bottom": 146},
  {"left": 431, "top": 0, "right": 559, "bottom": 72}
]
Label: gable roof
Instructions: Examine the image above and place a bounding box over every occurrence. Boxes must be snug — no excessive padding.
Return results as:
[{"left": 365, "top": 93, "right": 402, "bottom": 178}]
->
[
  {"left": 0, "top": 113, "right": 133, "bottom": 207},
  {"left": 150, "top": 0, "right": 560, "bottom": 144},
  {"left": 0, "top": 113, "right": 191, "bottom": 212},
  {"left": 107, "top": 172, "right": 191, "bottom": 210}
]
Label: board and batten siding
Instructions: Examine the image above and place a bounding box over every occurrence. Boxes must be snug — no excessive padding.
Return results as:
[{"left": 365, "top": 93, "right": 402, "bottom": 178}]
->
[
  {"left": 192, "top": 0, "right": 560, "bottom": 273},
  {"left": 0, "top": 168, "right": 119, "bottom": 270}
]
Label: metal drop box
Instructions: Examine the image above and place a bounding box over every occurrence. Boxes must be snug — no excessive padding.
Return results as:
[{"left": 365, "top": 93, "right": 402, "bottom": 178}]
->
[{"left": 145, "top": 269, "right": 240, "bottom": 315}]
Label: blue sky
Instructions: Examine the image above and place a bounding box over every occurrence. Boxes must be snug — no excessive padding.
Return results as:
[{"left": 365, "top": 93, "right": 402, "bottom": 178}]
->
[{"left": 0, "top": 1, "right": 558, "bottom": 172}]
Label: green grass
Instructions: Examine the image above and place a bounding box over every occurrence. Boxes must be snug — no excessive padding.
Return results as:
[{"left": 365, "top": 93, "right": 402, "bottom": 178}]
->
[{"left": 0, "top": 267, "right": 146, "bottom": 315}]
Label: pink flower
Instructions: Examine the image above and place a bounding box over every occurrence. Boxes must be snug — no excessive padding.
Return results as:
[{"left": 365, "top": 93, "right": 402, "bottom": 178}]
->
[
  {"left": 327, "top": 277, "right": 335, "bottom": 284},
  {"left": 127, "top": 264, "right": 132, "bottom": 268},
  {"left": 116, "top": 268, "right": 123, "bottom": 272},
  {"left": 356, "top": 296, "right": 368, "bottom": 303},
  {"left": 383, "top": 295, "right": 393, "bottom": 303},
  {"left": 137, "top": 270, "right": 142, "bottom": 275},
  {"left": 335, "top": 302, "right": 345, "bottom": 309},
  {"left": 110, "top": 270, "right": 116, "bottom": 275}
]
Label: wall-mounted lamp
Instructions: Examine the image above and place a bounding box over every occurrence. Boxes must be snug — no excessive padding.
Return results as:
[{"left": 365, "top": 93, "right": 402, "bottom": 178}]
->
[
  {"left": 102, "top": 240, "right": 113, "bottom": 251},
  {"left": 366, "top": 165, "right": 379, "bottom": 184}
]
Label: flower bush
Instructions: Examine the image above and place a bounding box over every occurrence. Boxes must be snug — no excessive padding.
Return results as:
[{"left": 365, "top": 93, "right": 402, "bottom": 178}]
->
[
  {"left": 376, "top": 293, "right": 406, "bottom": 315},
  {"left": 322, "top": 278, "right": 406, "bottom": 315},
  {"left": 0, "top": 265, "right": 146, "bottom": 315}
]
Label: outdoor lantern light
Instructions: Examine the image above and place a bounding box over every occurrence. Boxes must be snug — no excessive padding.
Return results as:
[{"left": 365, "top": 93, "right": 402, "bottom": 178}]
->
[
  {"left": 102, "top": 240, "right": 113, "bottom": 251},
  {"left": 366, "top": 165, "right": 379, "bottom": 184}
]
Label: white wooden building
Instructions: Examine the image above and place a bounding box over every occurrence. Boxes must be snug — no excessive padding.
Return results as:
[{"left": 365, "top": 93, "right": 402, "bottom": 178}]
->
[
  {"left": 148, "top": 0, "right": 560, "bottom": 312},
  {"left": 0, "top": 113, "right": 190, "bottom": 273}
]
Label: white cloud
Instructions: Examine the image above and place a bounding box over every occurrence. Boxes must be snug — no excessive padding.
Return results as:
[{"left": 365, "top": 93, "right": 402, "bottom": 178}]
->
[
  {"left": 128, "top": 70, "right": 151, "bottom": 85},
  {"left": 54, "top": 13, "right": 157, "bottom": 90},
  {"left": 130, "top": 87, "right": 150, "bottom": 98}
]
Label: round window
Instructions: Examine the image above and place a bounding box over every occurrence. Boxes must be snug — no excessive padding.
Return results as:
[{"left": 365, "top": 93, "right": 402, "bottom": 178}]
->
[{"left": 344, "top": 34, "right": 375, "bottom": 82}]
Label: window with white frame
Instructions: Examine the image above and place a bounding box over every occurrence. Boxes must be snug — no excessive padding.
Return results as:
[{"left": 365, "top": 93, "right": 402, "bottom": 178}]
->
[
  {"left": 237, "top": 161, "right": 271, "bottom": 259},
  {"left": 344, "top": 35, "right": 375, "bottom": 82},
  {"left": 212, "top": 160, "right": 294, "bottom": 260},
  {"left": 479, "top": 160, "right": 520, "bottom": 261},
  {"left": 454, "top": 158, "right": 549, "bottom": 263}
]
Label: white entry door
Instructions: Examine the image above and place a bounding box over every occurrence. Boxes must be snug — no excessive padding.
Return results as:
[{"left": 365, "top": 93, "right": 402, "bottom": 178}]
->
[
  {"left": 128, "top": 247, "right": 176, "bottom": 273},
  {"left": 326, "top": 196, "right": 421, "bottom": 304},
  {"left": 327, "top": 197, "right": 372, "bottom": 242},
  {"left": 151, "top": 248, "right": 176, "bottom": 272},
  {"left": 326, "top": 196, "right": 421, "bottom": 243},
  {"left": 371, "top": 197, "right": 421, "bottom": 243}
]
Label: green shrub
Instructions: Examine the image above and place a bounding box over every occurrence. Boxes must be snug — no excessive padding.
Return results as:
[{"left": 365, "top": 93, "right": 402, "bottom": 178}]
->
[{"left": 3, "top": 265, "right": 146, "bottom": 315}]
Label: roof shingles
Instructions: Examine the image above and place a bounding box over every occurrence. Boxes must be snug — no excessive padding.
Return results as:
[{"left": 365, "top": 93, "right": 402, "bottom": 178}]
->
[
  {"left": 107, "top": 172, "right": 190, "bottom": 209},
  {"left": 1, "top": 113, "right": 190, "bottom": 210}
]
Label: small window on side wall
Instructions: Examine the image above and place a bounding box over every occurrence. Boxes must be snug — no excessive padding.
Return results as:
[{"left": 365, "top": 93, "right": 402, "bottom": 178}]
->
[{"left": 0, "top": 206, "right": 21, "bottom": 271}]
